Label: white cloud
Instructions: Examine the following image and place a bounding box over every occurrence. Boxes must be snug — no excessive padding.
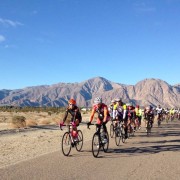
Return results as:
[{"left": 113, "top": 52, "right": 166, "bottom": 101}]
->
[
  {"left": 0, "top": 18, "right": 23, "bottom": 27},
  {"left": 0, "top": 35, "right": 5, "bottom": 43},
  {"left": 133, "top": 2, "right": 156, "bottom": 12}
]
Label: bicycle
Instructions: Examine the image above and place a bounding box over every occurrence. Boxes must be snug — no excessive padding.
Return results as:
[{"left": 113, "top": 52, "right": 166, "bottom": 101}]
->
[
  {"left": 157, "top": 114, "right": 162, "bottom": 127},
  {"left": 60, "top": 122, "right": 83, "bottom": 156},
  {"left": 110, "top": 118, "right": 115, "bottom": 138},
  {"left": 146, "top": 116, "right": 153, "bottom": 136},
  {"left": 112, "top": 119, "right": 126, "bottom": 146},
  {"left": 87, "top": 123, "right": 109, "bottom": 158}
]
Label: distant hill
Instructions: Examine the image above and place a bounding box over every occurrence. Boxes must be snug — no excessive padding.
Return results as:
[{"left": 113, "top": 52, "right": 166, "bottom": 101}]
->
[{"left": 0, "top": 77, "right": 180, "bottom": 107}]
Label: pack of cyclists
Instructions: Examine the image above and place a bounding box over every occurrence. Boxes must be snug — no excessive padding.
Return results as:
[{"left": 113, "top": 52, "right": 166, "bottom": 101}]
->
[{"left": 60, "top": 97, "right": 180, "bottom": 155}]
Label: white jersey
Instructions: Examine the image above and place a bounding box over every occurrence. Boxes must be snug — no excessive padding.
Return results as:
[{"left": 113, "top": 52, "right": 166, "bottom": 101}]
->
[{"left": 156, "top": 107, "right": 163, "bottom": 114}]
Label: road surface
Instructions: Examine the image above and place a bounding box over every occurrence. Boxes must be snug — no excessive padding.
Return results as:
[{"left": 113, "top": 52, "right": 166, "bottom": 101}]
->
[{"left": 1, "top": 120, "right": 180, "bottom": 180}]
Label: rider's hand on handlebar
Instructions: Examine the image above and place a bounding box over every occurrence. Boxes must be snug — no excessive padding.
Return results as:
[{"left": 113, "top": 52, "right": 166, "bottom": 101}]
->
[
  {"left": 71, "top": 122, "right": 76, "bottom": 127},
  {"left": 59, "top": 122, "right": 64, "bottom": 129},
  {"left": 87, "top": 122, "right": 91, "bottom": 128}
]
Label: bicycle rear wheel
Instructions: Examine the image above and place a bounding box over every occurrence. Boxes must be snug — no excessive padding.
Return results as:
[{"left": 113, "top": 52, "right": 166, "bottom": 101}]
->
[
  {"left": 75, "top": 130, "right": 83, "bottom": 151},
  {"left": 110, "top": 123, "right": 114, "bottom": 138},
  {"left": 92, "top": 133, "right": 100, "bottom": 158},
  {"left": 61, "top": 132, "right": 72, "bottom": 156},
  {"left": 115, "top": 127, "right": 121, "bottom": 146}
]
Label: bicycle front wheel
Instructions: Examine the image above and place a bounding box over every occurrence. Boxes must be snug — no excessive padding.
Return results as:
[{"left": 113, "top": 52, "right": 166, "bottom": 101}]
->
[
  {"left": 115, "top": 127, "right": 121, "bottom": 146},
  {"left": 110, "top": 123, "right": 114, "bottom": 138},
  {"left": 75, "top": 130, "right": 83, "bottom": 152},
  {"left": 121, "top": 126, "right": 126, "bottom": 143},
  {"left": 61, "top": 132, "right": 72, "bottom": 156},
  {"left": 92, "top": 133, "right": 100, "bottom": 158},
  {"left": 147, "top": 126, "right": 151, "bottom": 136}
]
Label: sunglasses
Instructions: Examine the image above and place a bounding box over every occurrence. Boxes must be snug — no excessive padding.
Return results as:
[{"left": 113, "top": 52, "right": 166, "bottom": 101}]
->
[{"left": 69, "top": 104, "right": 74, "bottom": 105}]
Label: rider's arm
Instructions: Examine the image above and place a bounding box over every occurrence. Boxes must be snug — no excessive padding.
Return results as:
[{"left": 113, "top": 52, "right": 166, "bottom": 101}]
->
[
  {"left": 112, "top": 109, "right": 116, "bottom": 119},
  {"left": 62, "top": 109, "right": 69, "bottom": 123},
  {"left": 89, "top": 108, "right": 95, "bottom": 123},
  {"left": 103, "top": 106, "right": 108, "bottom": 123},
  {"left": 123, "top": 109, "right": 127, "bottom": 119}
]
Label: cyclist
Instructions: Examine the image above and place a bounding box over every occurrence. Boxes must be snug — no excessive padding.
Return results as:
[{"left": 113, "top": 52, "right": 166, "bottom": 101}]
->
[
  {"left": 169, "top": 108, "right": 175, "bottom": 121},
  {"left": 135, "top": 105, "right": 142, "bottom": 130},
  {"left": 144, "top": 105, "right": 154, "bottom": 131},
  {"left": 60, "top": 99, "right": 82, "bottom": 140},
  {"left": 156, "top": 105, "right": 163, "bottom": 123},
  {"left": 110, "top": 99, "right": 116, "bottom": 119},
  {"left": 87, "top": 97, "right": 110, "bottom": 143},
  {"left": 123, "top": 102, "right": 135, "bottom": 137}
]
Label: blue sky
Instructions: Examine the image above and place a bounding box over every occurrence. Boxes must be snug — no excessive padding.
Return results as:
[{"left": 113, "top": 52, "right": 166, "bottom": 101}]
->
[{"left": 0, "top": 0, "right": 180, "bottom": 89}]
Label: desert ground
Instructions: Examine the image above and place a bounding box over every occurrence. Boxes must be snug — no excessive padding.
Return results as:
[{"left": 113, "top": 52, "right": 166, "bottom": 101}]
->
[
  {"left": 0, "top": 111, "right": 180, "bottom": 180},
  {"left": 0, "top": 111, "right": 92, "bottom": 168}
]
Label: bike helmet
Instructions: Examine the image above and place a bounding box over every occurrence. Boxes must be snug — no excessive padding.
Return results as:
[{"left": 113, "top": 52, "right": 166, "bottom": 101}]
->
[
  {"left": 115, "top": 98, "right": 122, "bottom": 102},
  {"left": 94, "top": 97, "right": 102, "bottom": 104},
  {"left": 111, "top": 99, "right": 116, "bottom": 103},
  {"left": 136, "top": 105, "right": 139, "bottom": 108},
  {"left": 68, "top": 99, "right": 76, "bottom": 105}
]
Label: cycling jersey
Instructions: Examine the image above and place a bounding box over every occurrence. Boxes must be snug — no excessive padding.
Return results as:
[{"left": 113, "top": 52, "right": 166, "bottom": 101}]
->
[
  {"left": 91, "top": 103, "right": 110, "bottom": 124},
  {"left": 135, "top": 108, "right": 142, "bottom": 117},
  {"left": 63, "top": 106, "right": 82, "bottom": 123},
  {"left": 156, "top": 107, "right": 163, "bottom": 114}
]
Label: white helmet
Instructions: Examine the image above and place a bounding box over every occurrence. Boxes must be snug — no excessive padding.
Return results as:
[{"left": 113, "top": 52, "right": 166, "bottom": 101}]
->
[
  {"left": 94, "top": 97, "right": 102, "bottom": 104},
  {"left": 111, "top": 99, "right": 116, "bottom": 103},
  {"left": 115, "top": 98, "right": 122, "bottom": 102}
]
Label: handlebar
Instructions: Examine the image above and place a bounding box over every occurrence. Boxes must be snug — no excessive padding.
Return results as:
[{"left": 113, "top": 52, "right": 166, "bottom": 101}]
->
[
  {"left": 87, "top": 123, "right": 96, "bottom": 129},
  {"left": 59, "top": 122, "right": 76, "bottom": 130}
]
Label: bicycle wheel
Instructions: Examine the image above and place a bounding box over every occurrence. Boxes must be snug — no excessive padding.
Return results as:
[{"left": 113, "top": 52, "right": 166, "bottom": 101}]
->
[
  {"left": 75, "top": 130, "right": 83, "bottom": 152},
  {"left": 61, "top": 132, "right": 72, "bottom": 156},
  {"left": 92, "top": 133, "right": 100, "bottom": 158},
  {"left": 121, "top": 126, "right": 126, "bottom": 143},
  {"left": 102, "top": 132, "right": 109, "bottom": 152},
  {"left": 110, "top": 123, "right": 114, "bottom": 138},
  {"left": 147, "top": 126, "right": 150, "bottom": 136},
  {"left": 115, "top": 127, "right": 121, "bottom": 146}
]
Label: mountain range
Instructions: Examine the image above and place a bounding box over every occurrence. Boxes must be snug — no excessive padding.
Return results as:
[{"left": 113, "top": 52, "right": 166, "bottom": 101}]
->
[{"left": 0, "top": 77, "right": 180, "bottom": 108}]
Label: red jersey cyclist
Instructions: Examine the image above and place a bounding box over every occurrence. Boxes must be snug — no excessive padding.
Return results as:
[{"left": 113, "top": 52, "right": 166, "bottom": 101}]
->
[
  {"left": 60, "top": 99, "right": 82, "bottom": 140},
  {"left": 87, "top": 97, "right": 110, "bottom": 142}
]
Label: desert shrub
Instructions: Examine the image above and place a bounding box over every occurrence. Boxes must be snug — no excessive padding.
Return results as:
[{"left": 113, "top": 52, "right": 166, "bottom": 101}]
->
[
  {"left": 48, "top": 111, "right": 52, "bottom": 116},
  {"left": 11, "top": 116, "right": 26, "bottom": 128}
]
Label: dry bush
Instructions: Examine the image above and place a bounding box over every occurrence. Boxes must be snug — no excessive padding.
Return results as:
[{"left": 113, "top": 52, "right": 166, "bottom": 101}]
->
[
  {"left": 11, "top": 116, "right": 26, "bottom": 128},
  {"left": 26, "top": 119, "right": 38, "bottom": 127}
]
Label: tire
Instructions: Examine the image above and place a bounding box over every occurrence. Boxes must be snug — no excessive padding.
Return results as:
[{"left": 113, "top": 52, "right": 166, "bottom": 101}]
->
[
  {"left": 102, "top": 132, "right": 109, "bottom": 152},
  {"left": 61, "top": 132, "right": 72, "bottom": 156},
  {"left": 121, "top": 126, "right": 126, "bottom": 143},
  {"left": 75, "top": 130, "right": 83, "bottom": 152},
  {"left": 115, "top": 127, "right": 121, "bottom": 146},
  {"left": 92, "top": 133, "right": 100, "bottom": 158},
  {"left": 110, "top": 123, "right": 114, "bottom": 138},
  {"left": 147, "top": 122, "right": 151, "bottom": 136}
]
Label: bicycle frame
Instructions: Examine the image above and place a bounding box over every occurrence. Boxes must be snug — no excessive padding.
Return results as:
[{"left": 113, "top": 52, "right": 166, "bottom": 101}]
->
[
  {"left": 87, "top": 123, "right": 109, "bottom": 158},
  {"left": 60, "top": 122, "right": 83, "bottom": 156}
]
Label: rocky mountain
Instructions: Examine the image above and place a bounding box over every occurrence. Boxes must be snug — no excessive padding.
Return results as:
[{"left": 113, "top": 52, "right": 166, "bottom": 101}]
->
[{"left": 0, "top": 77, "right": 179, "bottom": 107}]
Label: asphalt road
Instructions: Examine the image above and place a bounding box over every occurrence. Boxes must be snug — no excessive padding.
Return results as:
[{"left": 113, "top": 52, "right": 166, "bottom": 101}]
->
[{"left": 1, "top": 120, "right": 180, "bottom": 180}]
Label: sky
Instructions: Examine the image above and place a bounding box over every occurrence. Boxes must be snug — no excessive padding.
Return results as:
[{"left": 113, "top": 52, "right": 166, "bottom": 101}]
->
[{"left": 0, "top": 0, "right": 180, "bottom": 90}]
